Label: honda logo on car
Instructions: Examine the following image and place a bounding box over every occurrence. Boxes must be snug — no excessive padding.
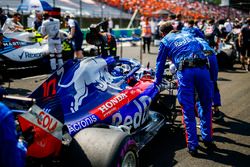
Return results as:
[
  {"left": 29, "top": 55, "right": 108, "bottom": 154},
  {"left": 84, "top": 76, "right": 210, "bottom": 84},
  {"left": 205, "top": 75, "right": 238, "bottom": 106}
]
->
[{"left": 98, "top": 93, "right": 128, "bottom": 116}]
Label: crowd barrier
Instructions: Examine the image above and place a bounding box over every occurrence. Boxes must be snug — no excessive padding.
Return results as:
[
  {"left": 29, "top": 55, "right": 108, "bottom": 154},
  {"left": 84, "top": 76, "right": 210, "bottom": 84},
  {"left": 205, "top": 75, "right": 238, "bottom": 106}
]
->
[{"left": 68, "top": 28, "right": 142, "bottom": 42}]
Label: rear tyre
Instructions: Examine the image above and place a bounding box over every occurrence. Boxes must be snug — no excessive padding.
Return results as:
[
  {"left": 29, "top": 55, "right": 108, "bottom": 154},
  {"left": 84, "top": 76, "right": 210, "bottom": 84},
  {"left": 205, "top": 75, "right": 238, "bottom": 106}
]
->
[{"left": 67, "top": 127, "right": 138, "bottom": 167}]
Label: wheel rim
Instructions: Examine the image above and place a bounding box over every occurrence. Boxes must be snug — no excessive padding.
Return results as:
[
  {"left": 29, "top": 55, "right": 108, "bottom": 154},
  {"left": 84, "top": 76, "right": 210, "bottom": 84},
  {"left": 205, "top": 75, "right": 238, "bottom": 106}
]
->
[{"left": 121, "top": 150, "right": 137, "bottom": 167}]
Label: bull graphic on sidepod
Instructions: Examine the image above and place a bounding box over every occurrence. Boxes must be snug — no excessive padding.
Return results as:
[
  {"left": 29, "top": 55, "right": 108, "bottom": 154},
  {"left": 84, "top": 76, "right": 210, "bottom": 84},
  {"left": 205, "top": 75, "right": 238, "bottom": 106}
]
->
[{"left": 57, "top": 58, "right": 114, "bottom": 113}]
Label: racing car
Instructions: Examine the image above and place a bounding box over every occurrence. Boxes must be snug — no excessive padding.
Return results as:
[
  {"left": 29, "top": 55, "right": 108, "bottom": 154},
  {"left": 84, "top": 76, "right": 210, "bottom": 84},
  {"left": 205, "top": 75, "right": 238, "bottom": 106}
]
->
[
  {"left": 0, "top": 31, "right": 49, "bottom": 69},
  {"left": 3, "top": 56, "right": 176, "bottom": 167}
]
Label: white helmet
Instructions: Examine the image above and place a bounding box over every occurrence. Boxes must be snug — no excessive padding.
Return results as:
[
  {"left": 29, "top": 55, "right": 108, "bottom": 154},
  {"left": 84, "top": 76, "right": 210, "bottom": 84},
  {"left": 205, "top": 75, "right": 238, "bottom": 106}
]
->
[{"left": 169, "top": 63, "right": 176, "bottom": 74}]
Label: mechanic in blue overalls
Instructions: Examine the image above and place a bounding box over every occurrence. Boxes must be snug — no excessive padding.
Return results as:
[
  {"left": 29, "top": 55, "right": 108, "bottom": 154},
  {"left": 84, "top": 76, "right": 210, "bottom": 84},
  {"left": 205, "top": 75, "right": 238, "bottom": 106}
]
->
[
  {"left": 181, "top": 23, "right": 223, "bottom": 120},
  {"left": 196, "top": 37, "right": 223, "bottom": 120},
  {"left": 155, "top": 21, "right": 215, "bottom": 155},
  {"left": 0, "top": 88, "right": 28, "bottom": 167}
]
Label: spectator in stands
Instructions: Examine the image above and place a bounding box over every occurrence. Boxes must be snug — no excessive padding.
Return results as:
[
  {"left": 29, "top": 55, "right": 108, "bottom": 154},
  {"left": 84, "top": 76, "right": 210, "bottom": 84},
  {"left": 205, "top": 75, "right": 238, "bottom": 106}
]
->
[
  {"left": 2, "top": 13, "right": 24, "bottom": 33},
  {"left": 141, "top": 17, "right": 152, "bottom": 53},
  {"left": 64, "top": 13, "right": 84, "bottom": 59},
  {"left": 238, "top": 18, "right": 250, "bottom": 71},
  {"left": 0, "top": 8, "right": 7, "bottom": 28}
]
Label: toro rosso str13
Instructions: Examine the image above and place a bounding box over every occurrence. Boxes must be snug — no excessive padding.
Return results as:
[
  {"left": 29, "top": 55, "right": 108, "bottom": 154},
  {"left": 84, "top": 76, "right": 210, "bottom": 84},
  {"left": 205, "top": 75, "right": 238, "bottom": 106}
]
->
[{"left": 4, "top": 56, "right": 176, "bottom": 167}]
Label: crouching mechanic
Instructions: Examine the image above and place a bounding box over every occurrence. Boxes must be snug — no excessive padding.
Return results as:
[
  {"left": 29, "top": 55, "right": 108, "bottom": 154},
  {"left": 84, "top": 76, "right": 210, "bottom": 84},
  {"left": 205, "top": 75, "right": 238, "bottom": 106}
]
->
[
  {"left": 196, "top": 37, "right": 223, "bottom": 121},
  {"left": 155, "top": 21, "right": 215, "bottom": 156},
  {"left": 41, "top": 13, "right": 63, "bottom": 72}
]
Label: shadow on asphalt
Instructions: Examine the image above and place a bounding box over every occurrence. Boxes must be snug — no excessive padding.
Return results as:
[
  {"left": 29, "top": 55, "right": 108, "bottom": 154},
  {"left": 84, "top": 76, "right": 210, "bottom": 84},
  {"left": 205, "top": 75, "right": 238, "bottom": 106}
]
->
[
  {"left": 139, "top": 123, "right": 186, "bottom": 167},
  {"left": 139, "top": 112, "right": 250, "bottom": 167},
  {"left": 194, "top": 145, "right": 250, "bottom": 166},
  {"left": 208, "top": 114, "right": 250, "bottom": 166},
  {"left": 217, "top": 77, "right": 232, "bottom": 81},
  {"left": 213, "top": 114, "right": 250, "bottom": 137}
]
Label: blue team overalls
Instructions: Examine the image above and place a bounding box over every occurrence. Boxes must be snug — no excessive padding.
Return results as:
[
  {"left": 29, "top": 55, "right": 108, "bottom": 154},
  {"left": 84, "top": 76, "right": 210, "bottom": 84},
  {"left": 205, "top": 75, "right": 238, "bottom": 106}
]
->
[
  {"left": 0, "top": 102, "right": 27, "bottom": 167},
  {"left": 155, "top": 31, "right": 213, "bottom": 151},
  {"left": 182, "top": 26, "right": 205, "bottom": 39},
  {"left": 196, "top": 38, "right": 221, "bottom": 108}
]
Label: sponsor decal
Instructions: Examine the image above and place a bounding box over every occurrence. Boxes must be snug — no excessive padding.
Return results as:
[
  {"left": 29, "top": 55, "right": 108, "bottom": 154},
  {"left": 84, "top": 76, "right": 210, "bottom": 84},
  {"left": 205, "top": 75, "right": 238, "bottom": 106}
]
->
[
  {"left": 66, "top": 115, "right": 98, "bottom": 135},
  {"left": 21, "top": 105, "right": 63, "bottom": 138},
  {"left": 19, "top": 51, "right": 43, "bottom": 60},
  {"left": 91, "top": 81, "right": 153, "bottom": 120},
  {"left": 98, "top": 93, "right": 128, "bottom": 116},
  {"left": 3, "top": 41, "right": 26, "bottom": 48},
  {"left": 174, "top": 37, "right": 196, "bottom": 47},
  {"left": 18, "top": 105, "right": 63, "bottom": 158},
  {"left": 112, "top": 95, "right": 151, "bottom": 129}
]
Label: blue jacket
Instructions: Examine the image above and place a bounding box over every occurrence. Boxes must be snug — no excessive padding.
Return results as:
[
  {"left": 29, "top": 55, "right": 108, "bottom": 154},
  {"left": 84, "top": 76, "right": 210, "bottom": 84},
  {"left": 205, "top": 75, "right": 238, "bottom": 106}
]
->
[
  {"left": 0, "top": 102, "right": 27, "bottom": 167},
  {"left": 155, "top": 31, "right": 205, "bottom": 84},
  {"left": 196, "top": 37, "right": 216, "bottom": 54}
]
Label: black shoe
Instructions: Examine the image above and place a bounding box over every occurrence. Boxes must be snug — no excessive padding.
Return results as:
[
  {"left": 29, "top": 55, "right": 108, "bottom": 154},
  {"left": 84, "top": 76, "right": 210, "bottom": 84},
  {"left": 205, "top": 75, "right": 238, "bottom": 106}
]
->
[
  {"left": 204, "top": 141, "right": 217, "bottom": 151},
  {"left": 187, "top": 148, "right": 198, "bottom": 156},
  {"left": 213, "top": 110, "right": 223, "bottom": 121}
]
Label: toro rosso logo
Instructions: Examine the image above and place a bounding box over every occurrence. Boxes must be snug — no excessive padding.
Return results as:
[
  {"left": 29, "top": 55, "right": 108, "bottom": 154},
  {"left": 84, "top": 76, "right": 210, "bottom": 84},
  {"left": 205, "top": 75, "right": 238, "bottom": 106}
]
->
[{"left": 57, "top": 58, "right": 114, "bottom": 113}]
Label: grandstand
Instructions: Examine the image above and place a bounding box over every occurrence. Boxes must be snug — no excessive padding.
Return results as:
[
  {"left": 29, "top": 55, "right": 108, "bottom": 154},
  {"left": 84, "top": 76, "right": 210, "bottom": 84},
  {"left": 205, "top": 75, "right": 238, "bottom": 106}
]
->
[
  {"left": 99, "top": 0, "right": 247, "bottom": 19},
  {"left": 1, "top": 0, "right": 132, "bottom": 19},
  {"left": 1, "top": 0, "right": 248, "bottom": 24}
]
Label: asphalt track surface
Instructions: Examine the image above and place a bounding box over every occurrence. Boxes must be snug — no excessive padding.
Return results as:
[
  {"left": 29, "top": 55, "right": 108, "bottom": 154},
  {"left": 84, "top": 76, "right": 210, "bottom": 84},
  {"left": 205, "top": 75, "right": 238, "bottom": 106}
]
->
[{"left": 1, "top": 44, "right": 250, "bottom": 167}]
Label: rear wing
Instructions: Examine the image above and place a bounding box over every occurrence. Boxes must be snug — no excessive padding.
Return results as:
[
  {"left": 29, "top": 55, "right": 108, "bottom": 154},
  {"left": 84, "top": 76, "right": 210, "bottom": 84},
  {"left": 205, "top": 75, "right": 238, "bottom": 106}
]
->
[{"left": 2, "top": 95, "right": 63, "bottom": 158}]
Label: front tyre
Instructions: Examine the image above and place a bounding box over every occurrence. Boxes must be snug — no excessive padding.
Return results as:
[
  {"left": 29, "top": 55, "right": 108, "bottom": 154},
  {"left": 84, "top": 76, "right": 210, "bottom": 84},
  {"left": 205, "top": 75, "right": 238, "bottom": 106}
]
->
[{"left": 72, "top": 128, "right": 138, "bottom": 167}]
